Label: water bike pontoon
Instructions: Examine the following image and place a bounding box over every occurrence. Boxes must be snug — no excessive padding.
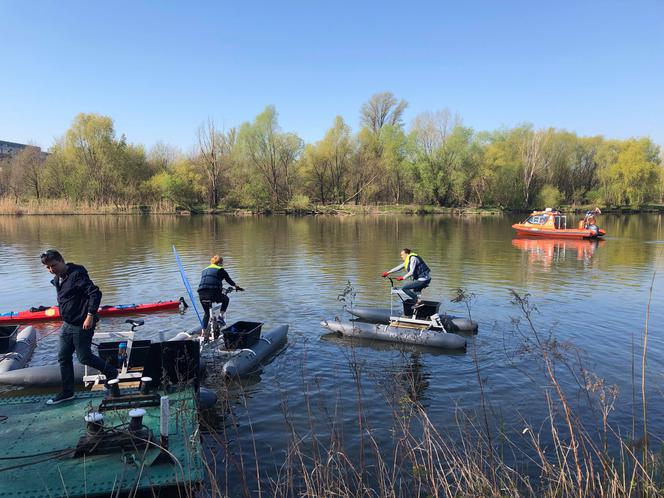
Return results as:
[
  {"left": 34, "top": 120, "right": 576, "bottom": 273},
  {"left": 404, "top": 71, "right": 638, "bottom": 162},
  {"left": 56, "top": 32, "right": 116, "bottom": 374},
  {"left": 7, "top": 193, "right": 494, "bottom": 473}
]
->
[
  {"left": 347, "top": 278, "right": 478, "bottom": 333},
  {"left": 512, "top": 207, "right": 606, "bottom": 239},
  {"left": 0, "top": 317, "right": 288, "bottom": 388},
  {"left": 321, "top": 278, "right": 477, "bottom": 350},
  {"left": 0, "top": 325, "right": 37, "bottom": 373}
]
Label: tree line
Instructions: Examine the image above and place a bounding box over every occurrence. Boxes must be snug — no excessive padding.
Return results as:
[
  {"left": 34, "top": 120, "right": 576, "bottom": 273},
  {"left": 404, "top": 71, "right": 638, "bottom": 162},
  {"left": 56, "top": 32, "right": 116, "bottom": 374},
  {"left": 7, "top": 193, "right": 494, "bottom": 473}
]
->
[{"left": 1, "top": 92, "right": 662, "bottom": 211}]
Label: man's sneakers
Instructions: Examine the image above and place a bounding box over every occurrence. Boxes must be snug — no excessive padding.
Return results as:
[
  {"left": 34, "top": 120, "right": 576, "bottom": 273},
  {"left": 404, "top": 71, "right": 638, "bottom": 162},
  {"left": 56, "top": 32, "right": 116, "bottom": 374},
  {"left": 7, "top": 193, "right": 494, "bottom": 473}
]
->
[{"left": 46, "top": 392, "right": 75, "bottom": 405}]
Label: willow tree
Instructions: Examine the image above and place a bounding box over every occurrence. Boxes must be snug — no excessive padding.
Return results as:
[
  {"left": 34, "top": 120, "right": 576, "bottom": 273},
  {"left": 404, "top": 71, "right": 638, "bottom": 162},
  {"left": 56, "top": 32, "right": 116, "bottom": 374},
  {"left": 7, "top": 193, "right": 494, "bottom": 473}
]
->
[
  {"left": 409, "top": 109, "right": 468, "bottom": 205},
  {"left": 42, "top": 113, "right": 148, "bottom": 205},
  {"left": 237, "top": 106, "right": 303, "bottom": 208},
  {"left": 379, "top": 124, "right": 409, "bottom": 204},
  {"left": 599, "top": 138, "right": 660, "bottom": 206}
]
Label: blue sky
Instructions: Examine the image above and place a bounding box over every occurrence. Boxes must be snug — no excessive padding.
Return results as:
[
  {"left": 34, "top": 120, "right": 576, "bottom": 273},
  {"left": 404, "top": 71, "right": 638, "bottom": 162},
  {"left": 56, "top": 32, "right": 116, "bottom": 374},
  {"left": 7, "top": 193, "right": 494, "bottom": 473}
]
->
[{"left": 1, "top": 0, "right": 663, "bottom": 152}]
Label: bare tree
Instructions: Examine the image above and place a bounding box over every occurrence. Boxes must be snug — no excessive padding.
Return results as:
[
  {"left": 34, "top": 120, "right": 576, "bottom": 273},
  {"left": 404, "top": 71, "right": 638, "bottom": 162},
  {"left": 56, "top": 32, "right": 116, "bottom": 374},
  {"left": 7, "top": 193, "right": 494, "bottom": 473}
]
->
[
  {"left": 344, "top": 131, "right": 382, "bottom": 205},
  {"left": 521, "top": 129, "right": 556, "bottom": 207},
  {"left": 278, "top": 133, "right": 302, "bottom": 200},
  {"left": 197, "top": 119, "right": 235, "bottom": 208},
  {"left": 411, "top": 109, "right": 462, "bottom": 158},
  {"left": 7, "top": 145, "right": 44, "bottom": 200},
  {"left": 0, "top": 157, "right": 9, "bottom": 196},
  {"left": 360, "top": 92, "right": 408, "bottom": 133},
  {"left": 148, "top": 141, "right": 181, "bottom": 172}
]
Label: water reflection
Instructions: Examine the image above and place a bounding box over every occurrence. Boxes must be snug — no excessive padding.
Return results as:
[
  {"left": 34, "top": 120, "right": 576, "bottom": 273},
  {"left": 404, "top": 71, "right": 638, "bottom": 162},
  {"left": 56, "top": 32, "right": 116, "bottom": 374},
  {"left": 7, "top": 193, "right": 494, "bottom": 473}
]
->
[
  {"left": 512, "top": 237, "right": 605, "bottom": 269},
  {"left": 1, "top": 213, "right": 664, "bottom": 495},
  {"left": 395, "top": 353, "right": 431, "bottom": 404}
]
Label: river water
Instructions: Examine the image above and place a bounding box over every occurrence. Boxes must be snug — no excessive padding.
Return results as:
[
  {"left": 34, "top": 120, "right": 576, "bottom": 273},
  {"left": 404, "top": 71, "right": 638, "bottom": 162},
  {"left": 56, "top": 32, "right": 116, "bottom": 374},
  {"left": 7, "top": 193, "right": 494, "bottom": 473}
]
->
[{"left": 0, "top": 213, "right": 662, "bottom": 494}]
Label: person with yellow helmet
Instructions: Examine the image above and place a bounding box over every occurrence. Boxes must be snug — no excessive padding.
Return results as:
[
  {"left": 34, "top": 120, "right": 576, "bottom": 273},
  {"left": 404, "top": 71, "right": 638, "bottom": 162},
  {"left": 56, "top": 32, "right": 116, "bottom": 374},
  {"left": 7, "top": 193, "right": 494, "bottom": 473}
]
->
[{"left": 197, "top": 255, "right": 243, "bottom": 330}]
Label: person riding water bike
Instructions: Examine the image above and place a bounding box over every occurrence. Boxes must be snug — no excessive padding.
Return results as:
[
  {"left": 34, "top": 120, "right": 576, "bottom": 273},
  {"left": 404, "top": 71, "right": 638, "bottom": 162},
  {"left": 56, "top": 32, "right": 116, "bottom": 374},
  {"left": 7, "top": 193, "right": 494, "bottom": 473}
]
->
[
  {"left": 197, "top": 255, "right": 243, "bottom": 331},
  {"left": 381, "top": 248, "right": 431, "bottom": 301}
]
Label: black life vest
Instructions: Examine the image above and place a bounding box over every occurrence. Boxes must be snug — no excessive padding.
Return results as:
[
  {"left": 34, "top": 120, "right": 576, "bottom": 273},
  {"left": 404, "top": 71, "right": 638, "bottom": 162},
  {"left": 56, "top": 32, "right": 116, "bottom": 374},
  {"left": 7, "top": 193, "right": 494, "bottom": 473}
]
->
[
  {"left": 406, "top": 253, "right": 431, "bottom": 280},
  {"left": 198, "top": 264, "right": 224, "bottom": 291}
]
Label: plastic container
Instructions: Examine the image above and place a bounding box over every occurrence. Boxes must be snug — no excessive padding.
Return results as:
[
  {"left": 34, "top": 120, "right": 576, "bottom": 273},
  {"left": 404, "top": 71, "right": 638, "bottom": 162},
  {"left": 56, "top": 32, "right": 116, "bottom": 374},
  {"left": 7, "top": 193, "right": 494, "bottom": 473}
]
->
[
  {"left": 98, "top": 340, "right": 152, "bottom": 368},
  {"left": 222, "top": 321, "right": 263, "bottom": 350},
  {"left": 0, "top": 325, "right": 18, "bottom": 354},
  {"left": 402, "top": 300, "right": 440, "bottom": 319}
]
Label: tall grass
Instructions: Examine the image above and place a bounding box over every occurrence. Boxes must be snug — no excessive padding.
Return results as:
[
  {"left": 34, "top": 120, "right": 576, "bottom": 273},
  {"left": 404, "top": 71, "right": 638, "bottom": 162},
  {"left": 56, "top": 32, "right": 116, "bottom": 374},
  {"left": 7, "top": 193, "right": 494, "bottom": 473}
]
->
[
  {"left": 194, "top": 287, "right": 662, "bottom": 498},
  {"left": 0, "top": 197, "right": 178, "bottom": 215}
]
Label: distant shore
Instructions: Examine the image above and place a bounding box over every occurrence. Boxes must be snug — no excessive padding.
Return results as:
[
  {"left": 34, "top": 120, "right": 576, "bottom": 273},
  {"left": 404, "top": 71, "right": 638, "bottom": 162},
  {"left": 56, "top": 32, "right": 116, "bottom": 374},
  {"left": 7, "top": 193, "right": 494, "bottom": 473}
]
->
[{"left": 2, "top": 198, "right": 663, "bottom": 216}]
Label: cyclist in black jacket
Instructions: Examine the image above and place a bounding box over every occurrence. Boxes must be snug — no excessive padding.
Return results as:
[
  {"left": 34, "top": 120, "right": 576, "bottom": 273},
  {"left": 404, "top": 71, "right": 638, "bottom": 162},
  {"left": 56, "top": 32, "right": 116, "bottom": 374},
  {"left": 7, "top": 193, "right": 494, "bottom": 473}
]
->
[{"left": 40, "top": 249, "right": 118, "bottom": 405}]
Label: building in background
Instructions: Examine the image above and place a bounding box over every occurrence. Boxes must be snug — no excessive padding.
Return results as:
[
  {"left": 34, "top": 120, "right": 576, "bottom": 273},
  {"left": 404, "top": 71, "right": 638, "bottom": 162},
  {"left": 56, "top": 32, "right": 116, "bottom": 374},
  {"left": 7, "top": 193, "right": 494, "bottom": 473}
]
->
[{"left": 0, "top": 140, "right": 48, "bottom": 160}]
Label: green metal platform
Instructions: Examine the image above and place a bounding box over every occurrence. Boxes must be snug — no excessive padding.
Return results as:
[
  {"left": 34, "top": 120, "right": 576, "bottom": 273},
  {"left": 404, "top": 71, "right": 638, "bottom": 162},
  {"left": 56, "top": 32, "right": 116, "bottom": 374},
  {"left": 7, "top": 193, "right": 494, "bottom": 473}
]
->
[{"left": 0, "top": 387, "right": 203, "bottom": 498}]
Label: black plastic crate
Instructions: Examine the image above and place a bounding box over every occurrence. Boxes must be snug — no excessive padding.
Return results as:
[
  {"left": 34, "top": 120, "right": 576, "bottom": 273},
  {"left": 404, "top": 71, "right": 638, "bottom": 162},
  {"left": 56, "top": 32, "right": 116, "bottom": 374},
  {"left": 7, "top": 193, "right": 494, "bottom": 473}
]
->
[
  {"left": 143, "top": 340, "right": 201, "bottom": 389},
  {"left": 98, "top": 340, "right": 152, "bottom": 369},
  {"left": 222, "top": 321, "right": 263, "bottom": 350},
  {"left": 402, "top": 300, "right": 440, "bottom": 320},
  {"left": 0, "top": 326, "right": 18, "bottom": 354}
]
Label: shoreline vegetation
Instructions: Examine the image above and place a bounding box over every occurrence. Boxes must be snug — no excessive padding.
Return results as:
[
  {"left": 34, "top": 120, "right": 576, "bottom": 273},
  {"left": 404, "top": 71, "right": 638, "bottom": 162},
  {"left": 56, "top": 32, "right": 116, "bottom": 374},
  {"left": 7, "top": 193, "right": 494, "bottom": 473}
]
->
[
  {"left": 2, "top": 197, "right": 664, "bottom": 216},
  {"left": 1, "top": 93, "right": 663, "bottom": 217}
]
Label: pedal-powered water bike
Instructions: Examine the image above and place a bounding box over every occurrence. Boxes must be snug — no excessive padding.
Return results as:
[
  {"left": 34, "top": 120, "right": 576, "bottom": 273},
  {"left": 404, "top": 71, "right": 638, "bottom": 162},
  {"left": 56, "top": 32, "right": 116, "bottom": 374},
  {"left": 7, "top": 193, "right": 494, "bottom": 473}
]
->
[
  {"left": 321, "top": 278, "right": 475, "bottom": 350},
  {"left": 346, "top": 278, "right": 478, "bottom": 333},
  {"left": 0, "top": 314, "right": 288, "bottom": 387}
]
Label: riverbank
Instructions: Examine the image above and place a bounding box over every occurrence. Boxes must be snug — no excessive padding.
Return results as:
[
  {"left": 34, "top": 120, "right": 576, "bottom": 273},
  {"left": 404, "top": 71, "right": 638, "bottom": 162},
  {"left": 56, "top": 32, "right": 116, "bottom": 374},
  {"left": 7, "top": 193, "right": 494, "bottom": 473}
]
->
[{"left": 2, "top": 197, "right": 664, "bottom": 216}]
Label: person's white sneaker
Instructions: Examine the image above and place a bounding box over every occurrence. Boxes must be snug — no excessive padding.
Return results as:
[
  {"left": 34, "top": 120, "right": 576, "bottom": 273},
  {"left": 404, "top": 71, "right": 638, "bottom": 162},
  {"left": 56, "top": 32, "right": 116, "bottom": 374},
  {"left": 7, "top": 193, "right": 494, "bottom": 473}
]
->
[{"left": 46, "top": 392, "right": 75, "bottom": 405}]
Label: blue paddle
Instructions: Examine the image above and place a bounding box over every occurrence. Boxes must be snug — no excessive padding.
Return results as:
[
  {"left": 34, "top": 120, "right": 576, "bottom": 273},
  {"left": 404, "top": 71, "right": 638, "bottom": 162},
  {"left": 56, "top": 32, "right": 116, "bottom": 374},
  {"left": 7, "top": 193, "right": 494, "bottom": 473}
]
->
[{"left": 172, "top": 245, "right": 204, "bottom": 329}]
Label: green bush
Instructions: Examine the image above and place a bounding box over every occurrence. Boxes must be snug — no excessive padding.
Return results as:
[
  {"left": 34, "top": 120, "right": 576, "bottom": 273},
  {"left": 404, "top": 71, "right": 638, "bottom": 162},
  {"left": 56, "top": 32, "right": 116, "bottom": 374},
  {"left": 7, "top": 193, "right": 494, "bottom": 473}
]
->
[
  {"left": 536, "top": 184, "right": 563, "bottom": 208},
  {"left": 287, "top": 194, "right": 311, "bottom": 213},
  {"left": 585, "top": 189, "right": 603, "bottom": 205}
]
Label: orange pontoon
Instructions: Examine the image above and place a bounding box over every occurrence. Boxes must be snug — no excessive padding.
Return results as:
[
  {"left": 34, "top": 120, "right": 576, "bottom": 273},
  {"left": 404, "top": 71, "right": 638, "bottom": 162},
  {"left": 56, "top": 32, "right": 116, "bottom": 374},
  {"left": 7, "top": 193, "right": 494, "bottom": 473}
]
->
[{"left": 512, "top": 208, "right": 605, "bottom": 239}]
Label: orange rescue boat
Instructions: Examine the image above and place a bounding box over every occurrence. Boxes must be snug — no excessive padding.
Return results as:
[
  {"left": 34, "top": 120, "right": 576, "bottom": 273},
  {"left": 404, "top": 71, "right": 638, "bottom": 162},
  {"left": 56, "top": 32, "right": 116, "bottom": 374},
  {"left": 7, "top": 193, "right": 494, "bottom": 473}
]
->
[{"left": 512, "top": 208, "right": 605, "bottom": 239}]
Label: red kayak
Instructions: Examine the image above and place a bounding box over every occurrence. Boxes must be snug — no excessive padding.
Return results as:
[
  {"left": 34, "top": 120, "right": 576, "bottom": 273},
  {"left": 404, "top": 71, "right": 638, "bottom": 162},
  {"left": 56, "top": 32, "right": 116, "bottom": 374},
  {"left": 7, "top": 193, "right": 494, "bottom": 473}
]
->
[{"left": 0, "top": 298, "right": 185, "bottom": 324}]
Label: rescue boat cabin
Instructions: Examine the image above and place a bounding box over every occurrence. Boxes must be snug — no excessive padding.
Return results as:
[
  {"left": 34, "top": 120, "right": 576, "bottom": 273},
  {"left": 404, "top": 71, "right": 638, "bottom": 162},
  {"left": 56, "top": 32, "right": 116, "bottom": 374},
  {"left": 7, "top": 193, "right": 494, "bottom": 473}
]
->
[{"left": 524, "top": 208, "right": 567, "bottom": 229}]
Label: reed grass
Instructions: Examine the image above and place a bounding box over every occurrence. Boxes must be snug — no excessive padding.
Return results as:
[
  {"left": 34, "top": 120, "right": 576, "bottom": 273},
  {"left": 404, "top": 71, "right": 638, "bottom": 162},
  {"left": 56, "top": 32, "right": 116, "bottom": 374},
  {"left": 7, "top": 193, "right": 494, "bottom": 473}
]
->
[
  {"left": 0, "top": 197, "right": 178, "bottom": 215},
  {"left": 192, "top": 286, "right": 662, "bottom": 498}
]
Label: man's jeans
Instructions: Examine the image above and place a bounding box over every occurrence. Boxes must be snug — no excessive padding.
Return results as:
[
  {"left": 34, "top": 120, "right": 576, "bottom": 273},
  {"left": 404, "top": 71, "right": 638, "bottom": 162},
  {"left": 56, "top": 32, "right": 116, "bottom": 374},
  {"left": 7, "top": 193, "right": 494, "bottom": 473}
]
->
[
  {"left": 58, "top": 322, "right": 118, "bottom": 394},
  {"left": 401, "top": 278, "right": 431, "bottom": 300}
]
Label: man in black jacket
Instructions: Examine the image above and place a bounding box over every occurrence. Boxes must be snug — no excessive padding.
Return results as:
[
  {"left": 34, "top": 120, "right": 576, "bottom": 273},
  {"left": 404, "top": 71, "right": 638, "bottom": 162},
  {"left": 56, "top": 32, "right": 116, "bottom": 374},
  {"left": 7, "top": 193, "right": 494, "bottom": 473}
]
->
[{"left": 40, "top": 249, "right": 118, "bottom": 405}]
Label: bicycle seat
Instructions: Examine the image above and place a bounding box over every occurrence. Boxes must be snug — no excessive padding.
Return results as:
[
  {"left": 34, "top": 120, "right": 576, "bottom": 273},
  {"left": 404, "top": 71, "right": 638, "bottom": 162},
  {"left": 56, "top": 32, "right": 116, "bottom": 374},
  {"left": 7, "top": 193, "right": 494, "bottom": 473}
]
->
[{"left": 125, "top": 319, "right": 145, "bottom": 327}]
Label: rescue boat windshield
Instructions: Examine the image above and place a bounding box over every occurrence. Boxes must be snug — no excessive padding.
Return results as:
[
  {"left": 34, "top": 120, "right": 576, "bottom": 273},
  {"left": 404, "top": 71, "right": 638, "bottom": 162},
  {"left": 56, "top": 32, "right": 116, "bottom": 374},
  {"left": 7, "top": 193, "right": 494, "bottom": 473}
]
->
[{"left": 526, "top": 215, "right": 547, "bottom": 225}]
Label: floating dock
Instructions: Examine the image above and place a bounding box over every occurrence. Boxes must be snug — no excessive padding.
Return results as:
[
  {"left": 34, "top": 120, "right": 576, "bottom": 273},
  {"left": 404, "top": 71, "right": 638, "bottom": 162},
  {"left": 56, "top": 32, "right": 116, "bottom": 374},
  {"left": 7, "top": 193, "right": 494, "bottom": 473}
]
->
[{"left": 0, "top": 386, "right": 203, "bottom": 497}]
